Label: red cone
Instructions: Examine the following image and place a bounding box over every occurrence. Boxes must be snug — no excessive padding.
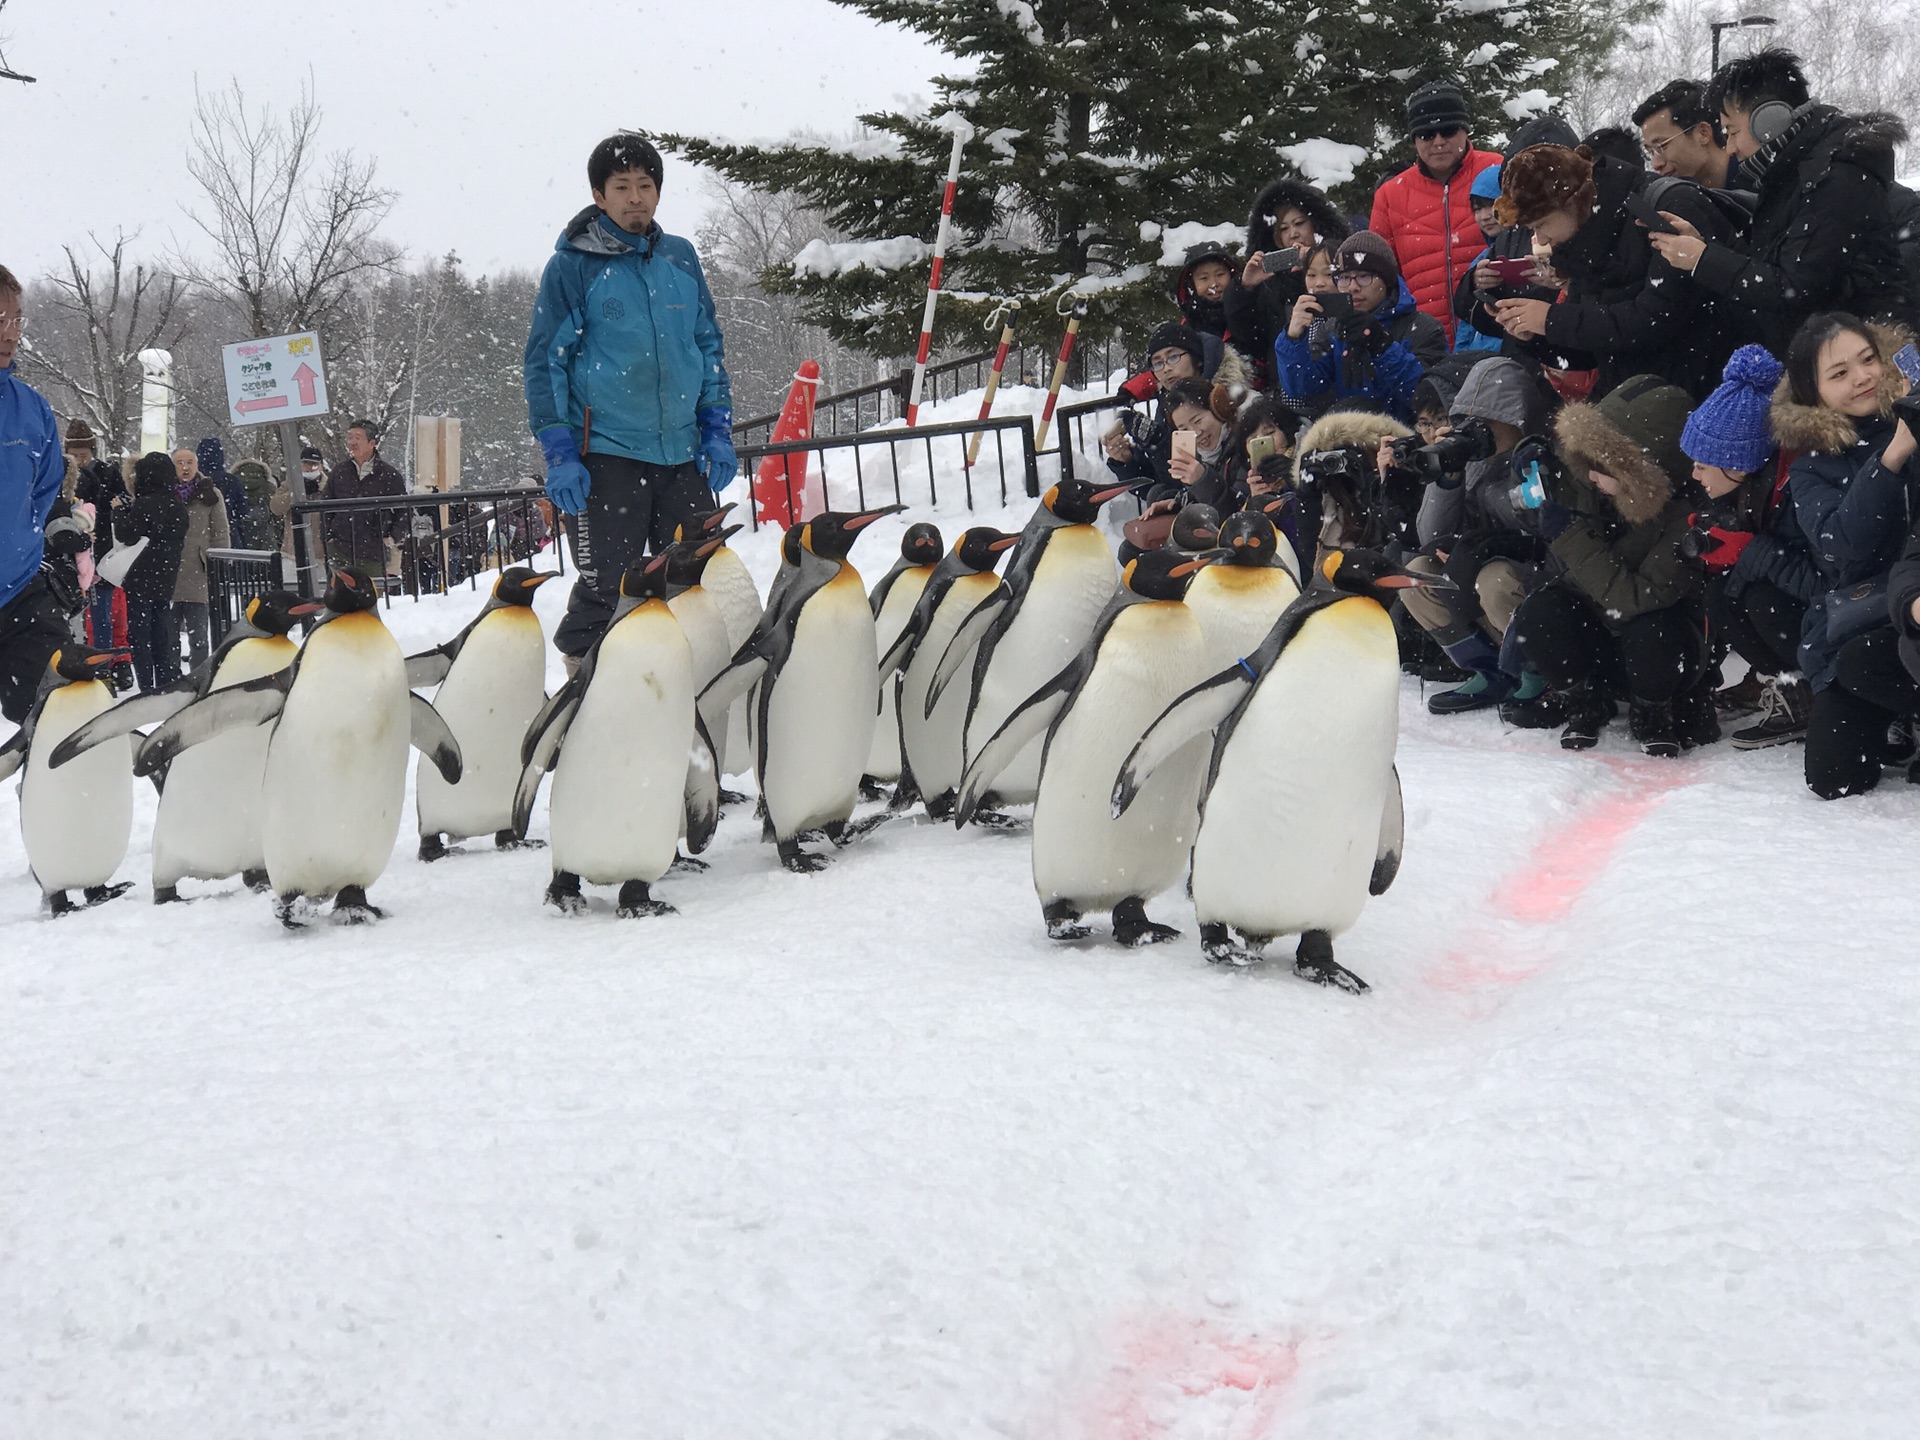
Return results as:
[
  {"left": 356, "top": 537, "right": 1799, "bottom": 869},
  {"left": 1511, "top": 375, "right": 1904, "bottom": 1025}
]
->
[{"left": 753, "top": 361, "right": 820, "bottom": 528}]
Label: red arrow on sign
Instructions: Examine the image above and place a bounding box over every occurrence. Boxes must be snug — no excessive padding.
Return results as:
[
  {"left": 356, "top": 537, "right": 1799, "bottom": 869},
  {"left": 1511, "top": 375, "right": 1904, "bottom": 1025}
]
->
[
  {"left": 293, "top": 362, "right": 319, "bottom": 406},
  {"left": 235, "top": 395, "right": 289, "bottom": 415}
]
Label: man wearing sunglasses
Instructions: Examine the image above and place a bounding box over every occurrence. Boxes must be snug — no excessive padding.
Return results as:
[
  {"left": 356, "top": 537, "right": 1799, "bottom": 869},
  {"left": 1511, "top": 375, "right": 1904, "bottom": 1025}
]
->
[{"left": 1368, "top": 80, "right": 1503, "bottom": 349}]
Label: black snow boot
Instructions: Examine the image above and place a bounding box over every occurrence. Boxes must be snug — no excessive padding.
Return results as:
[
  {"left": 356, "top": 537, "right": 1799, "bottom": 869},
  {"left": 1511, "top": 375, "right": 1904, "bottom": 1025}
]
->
[
  {"left": 1630, "top": 701, "right": 1681, "bottom": 759},
  {"left": 1559, "top": 687, "right": 1612, "bottom": 751},
  {"left": 1673, "top": 678, "right": 1721, "bottom": 750}
]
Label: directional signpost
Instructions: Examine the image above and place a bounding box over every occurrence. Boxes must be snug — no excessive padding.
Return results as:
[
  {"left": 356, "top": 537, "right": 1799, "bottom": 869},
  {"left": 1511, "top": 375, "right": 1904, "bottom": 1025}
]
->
[{"left": 220, "top": 330, "right": 331, "bottom": 595}]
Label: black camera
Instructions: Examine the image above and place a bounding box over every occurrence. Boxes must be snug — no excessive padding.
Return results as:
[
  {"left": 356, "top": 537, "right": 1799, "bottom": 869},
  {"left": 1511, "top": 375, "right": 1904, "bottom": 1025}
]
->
[
  {"left": 1676, "top": 500, "right": 1738, "bottom": 561},
  {"left": 1300, "top": 448, "right": 1367, "bottom": 483},
  {"left": 1417, "top": 418, "right": 1497, "bottom": 483}
]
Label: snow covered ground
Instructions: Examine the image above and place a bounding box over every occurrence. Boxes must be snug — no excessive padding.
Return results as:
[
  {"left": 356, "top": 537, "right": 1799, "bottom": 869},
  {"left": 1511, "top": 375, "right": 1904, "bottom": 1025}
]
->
[{"left": 6, "top": 467, "right": 1920, "bottom": 1437}]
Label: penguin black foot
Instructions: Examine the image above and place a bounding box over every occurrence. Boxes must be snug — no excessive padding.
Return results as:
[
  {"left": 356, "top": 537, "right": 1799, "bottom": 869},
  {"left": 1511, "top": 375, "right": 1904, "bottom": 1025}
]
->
[
  {"left": 796, "top": 828, "right": 828, "bottom": 844},
  {"left": 494, "top": 829, "right": 544, "bottom": 851},
  {"left": 1044, "top": 900, "right": 1093, "bottom": 942},
  {"left": 418, "top": 833, "right": 450, "bottom": 863},
  {"left": 778, "top": 839, "right": 831, "bottom": 874},
  {"left": 83, "top": 882, "right": 132, "bottom": 908},
  {"left": 275, "top": 894, "right": 312, "bottom": 930},
  {"left": 827, "top": 814, "right": 891, "bottom": 848},
  {"left": 46, "top": 890, "right": 77, "bottom": 917},
  {"left": 719, "top": 787, "right": 750, "bottom": 806},
  {"left": 615, "top": 880, "right": 676, "bottom": 918},
  {"left": 858, "top": 775, "right": 889, "bottom": 802},
  {"left": 331, "top": 886, "right": 386, "bottom": 925},
  {"left": 1294, "top": 930, "right": 1370, "bottom": 994},
  {"left": 242, "top": 868, "right": 272, "bottom": 893},
  {"left": 153, "top": 884, "right": 183, "bottom": 905},
  {"left": 669, "top": 853, "right": 710, "bottom": 874},
  {"left": 923, "top": 789, "right": 956, "bottom": 822},
  {"left": 1201, "top": 922, "right": 1265, "bottom": 966},
  {"left": 545, "top": 871, "right": 589, "bottom": 916},
  {"left": 887, "top": 773, "right": 922, "bottom": 814},
  {"left": 1112, "top": 897, "right": 1180, "bottom": 948},
  {"left": 970, "top": 808, "right": 1027, "bottom": 832}
]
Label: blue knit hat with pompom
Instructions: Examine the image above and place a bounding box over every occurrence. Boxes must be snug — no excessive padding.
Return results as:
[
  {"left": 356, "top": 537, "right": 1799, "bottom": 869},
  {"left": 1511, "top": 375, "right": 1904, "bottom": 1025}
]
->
[{"left": 1680, "top": 345, "right": 1783, "bottom": 473}]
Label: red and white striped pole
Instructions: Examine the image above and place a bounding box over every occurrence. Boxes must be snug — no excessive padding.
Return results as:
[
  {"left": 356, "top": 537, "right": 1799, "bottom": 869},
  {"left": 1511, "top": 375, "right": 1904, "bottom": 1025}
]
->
[
  {"left": 1035, "top": 297, "right": 1089, "bottom": 452},
  {"left": 965, "top": 300, "right": 1021, "bottom": 469},
  {"left": 905, "top": 124, "right": 970, "bottom": 427}
]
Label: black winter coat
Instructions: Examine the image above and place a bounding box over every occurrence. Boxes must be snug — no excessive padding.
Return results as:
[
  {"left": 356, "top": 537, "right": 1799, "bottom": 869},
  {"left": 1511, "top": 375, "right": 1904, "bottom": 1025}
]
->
[
  {"left": 1691, "top": 108, "right": 1914, "bottom": 356},
  {"left": 73, "top": 459, "right": 127, "bottom": 566},
  {"left": 1713, "top": 456, "right": 1822, "bottom": 605},
  {"left": 1888, "top": 530, "right": 1920, "bottom": 684},
  {"left": 1222, "top": 176, "right": 1351, "bottom": 386},
  {"left": 113, "top": 475, "right": 189, "bottom": 605}
]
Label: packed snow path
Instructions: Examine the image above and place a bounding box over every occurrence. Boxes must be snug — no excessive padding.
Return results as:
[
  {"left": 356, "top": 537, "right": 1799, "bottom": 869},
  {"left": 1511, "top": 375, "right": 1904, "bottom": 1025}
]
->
[{"left": 5, "top": 574, "right": 1918, "bottom": 1437}]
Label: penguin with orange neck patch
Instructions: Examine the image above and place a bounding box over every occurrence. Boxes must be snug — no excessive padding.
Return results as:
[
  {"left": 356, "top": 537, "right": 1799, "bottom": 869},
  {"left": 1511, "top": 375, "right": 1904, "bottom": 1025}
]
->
[{"left": 699, "top": 506, "right": 901, "bottom": 872}]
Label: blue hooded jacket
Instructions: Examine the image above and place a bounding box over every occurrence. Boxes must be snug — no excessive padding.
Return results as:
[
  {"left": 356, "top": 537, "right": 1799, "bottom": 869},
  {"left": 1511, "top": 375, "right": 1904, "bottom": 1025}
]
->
[
  {"left": 0, "top": 364, "right": 64, "bottom": 612},
  {"left": 196, "top": 435, "right": 249, "bottom": 534},
  {"left": 1274, "top": 277, "right": 1434, "bottom": 422},
  {"left": 523, "top": 207, "right": 731, "bottom": 465}
]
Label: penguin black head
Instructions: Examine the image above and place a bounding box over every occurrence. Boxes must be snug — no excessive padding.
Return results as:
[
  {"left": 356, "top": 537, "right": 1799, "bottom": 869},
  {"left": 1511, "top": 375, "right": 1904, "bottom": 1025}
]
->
[
  {"left": 800, "top": 505, "right": 904, "bottom": 561},
  {"left": 696, "top": 524, "right": 743, "bottom": 559},
  {"left": 673, "top": 503, "right": 739, "bottom": 546},
  {"left": 900, "top": 522, "right": 944, "bottom": 567},
  {"left": 492, "top": 567, "right": 557, "bottom": 607},
  {"left": 1120, "top": 546, "right": 1221, "bottom": 602},
  {"left": 243, "top": 591, "right": 327, "bottom": 634},
  {"left": 1320, "top": 548, "right": 1448, "bottom": 604},
  {"left": 1170, "top": 503, "right": 1221, "bottom": 552},
  {"left": 617, "top": 548, "right": 676, "bottom": 603},
  {"left": 1216, "top": 512, "right": 1279, "bottom": 567},
  {"left": 49, "top": 644, "right": 124, "bottom": 685},
  {"left": 325, "top": 567, "right": 380, "bottom": 614},
  {"left": 954, "top": 526, "right": 1019, "bottom": 573},
  {"left": 1042, "top": 479, "right": 1133, "bottom": 525}
]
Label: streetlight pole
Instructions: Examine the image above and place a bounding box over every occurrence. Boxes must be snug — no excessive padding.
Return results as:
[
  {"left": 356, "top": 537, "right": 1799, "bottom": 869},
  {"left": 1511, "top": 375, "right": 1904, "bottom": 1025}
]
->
[{"left": 1711, "top": 14, "right": 1777, "bottom": 74}]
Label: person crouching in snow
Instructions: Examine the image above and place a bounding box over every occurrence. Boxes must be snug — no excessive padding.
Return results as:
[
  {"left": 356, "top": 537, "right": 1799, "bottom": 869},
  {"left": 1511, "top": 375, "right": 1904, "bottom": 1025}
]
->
[{"left": 1507, "top": 375, "right": 1710, "bottom": 756}]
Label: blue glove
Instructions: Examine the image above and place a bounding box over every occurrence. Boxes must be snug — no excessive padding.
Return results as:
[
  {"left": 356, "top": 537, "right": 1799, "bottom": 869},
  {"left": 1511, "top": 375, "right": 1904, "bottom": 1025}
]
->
[
  {"left": 537, "top": 425, "right": 590, "bottom": 515},
  {"left": 696, "top": 406, "right": 737, "bottom": 492}
]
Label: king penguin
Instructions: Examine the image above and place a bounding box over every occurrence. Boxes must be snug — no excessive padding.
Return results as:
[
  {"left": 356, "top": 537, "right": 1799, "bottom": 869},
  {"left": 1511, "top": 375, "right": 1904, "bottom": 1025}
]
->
[
  {"left": 407, "top": 566, "right": 556, "bottom": 861},
  {"left": 955, "top": 547, "right": 1223, "bottom": 945},
  {"left": 699, "top": 505, "right": 900, "bottom": 872},
  {"left": 878, "top": 526, "right": 1018, "bottom": 819},
  {"left": 132, "top": 568, "right": 464, "bottom": 927},
  {"left": 50, "top": 591, "right": 324, "bottom": 901},
  {"left": 1, "top": 645, "right": 133, "bottom": 915},
  {"left": 863, "top": 521, "right": 944, "bottom": 801},
  {"left": 1112, "top": 550, "right": 1440, "bottom": 991},
  {"left": 682, "top": 504, "right": 763, "bottom": 782},
  {"left": 1182, "top": 511, "right": 1302, "bottom": 672},
  {"left": 664, "top": 524, "right": 744, "bottom": 807},
  {"left": 514, "top": 549, "right": 715, "bottom": 917},
  {"left": 926, "top": 479, "right": 1130, "bottom": 824}
]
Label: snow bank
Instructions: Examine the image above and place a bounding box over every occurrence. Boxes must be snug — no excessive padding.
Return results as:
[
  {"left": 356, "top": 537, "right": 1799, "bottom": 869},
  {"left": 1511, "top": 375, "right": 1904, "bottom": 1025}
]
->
[
  {"left": 1143, "top": 220, "right": 1245, "bottom": 266},
  {"left": 1279, "top": 138, "right": 1371, "bottom": 191},
  {"left": 792, "top": 236, "right": 934, "bottom": 280}
]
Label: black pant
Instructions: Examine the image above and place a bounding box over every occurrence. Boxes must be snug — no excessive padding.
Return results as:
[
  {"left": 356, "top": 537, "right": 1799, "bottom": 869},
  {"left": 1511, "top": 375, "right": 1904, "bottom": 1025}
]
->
[
  {"left": 555, "top": 454, "right": 712, "bottom": 656},
  {"left": 1804, "top": 627, "right": 1920, "bottom": 798},
  {"left": 126, "top": 595, "right": 178, "bottom": 694},
  {"left": 1709, "top": 576, "right": 1806, "bottom": 677},
  {"left": 0, "top": 577, "right": 71, "bottom": 724},
  {"left": 1510, "top": 585, "right": 1702, "bottom": 704}
]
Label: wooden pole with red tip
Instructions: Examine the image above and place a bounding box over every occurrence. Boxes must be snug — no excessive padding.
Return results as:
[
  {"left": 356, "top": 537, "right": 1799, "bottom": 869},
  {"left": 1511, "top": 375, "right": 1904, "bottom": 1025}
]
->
[
  {"left": 905, "top": 122, "right": 970, "bottom": 428},
  {"left": 1035, "top": 296, "right": 1088, "bottom": 453},
  {"left": 964, "top": 301, "right": 1021, "bottom": 469}
]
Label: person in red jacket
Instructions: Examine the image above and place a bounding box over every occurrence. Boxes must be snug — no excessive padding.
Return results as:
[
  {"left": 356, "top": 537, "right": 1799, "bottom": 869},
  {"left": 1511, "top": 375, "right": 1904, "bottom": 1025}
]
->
[{"left": 1369, "top": 81, "right": 1502, "bottom": 348}]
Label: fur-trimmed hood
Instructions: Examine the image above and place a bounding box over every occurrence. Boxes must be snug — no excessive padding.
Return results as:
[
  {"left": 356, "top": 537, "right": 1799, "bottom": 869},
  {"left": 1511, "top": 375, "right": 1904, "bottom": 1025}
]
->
[
  {"left": 1245, "top": 175, "right": 1351, "bottom": 258},
  {"left": 1292, "top": 408, "right": 1412, "bottom": 485},
  {"left": 1768, "top": 322, "right": 1910, "bottom": 455},
  {"left": 1553, "top": 375, "right": 1694, "bottom": 526}
]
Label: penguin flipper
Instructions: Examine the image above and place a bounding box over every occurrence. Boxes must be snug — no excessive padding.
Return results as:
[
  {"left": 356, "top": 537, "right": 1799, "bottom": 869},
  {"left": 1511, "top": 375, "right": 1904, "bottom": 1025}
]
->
[
  {"left": 408, "top": 694, "right": 463, "bottom": 784},
  {"left": 511, "top": 696, "right": 580, "bottom": 839},
  {"left": 697, "top": 655, "right": 769, "bottom": 731},
  {"left": 0, "top": 728, "right": 23, "bottom": 782},
  {"left": 924, "top": 589, "right": 1007, "bottom": 719},
  {"left": 877, "top": 612, "right": 927, "bottom": 681},
  {"left": 1111, "top": 669, "right": 1252, "bottom": 819},
  {"left": 682, "top": 715, "right": 720, "bottom": 855},
  {"left": 953, "top": 660, "right": 1081, "bottom": 828},
  {"left": 1370, "top": 763, "right": 1404, "bottom": 896},
  {"left": 134, "top": 674, "right": 289, "bottom": 777},
  {"left": 46, "top": 688, "right": 199, "bottom": 769},
  {"left": 404, "top": 647, "right": 455, "bottom": 690}
]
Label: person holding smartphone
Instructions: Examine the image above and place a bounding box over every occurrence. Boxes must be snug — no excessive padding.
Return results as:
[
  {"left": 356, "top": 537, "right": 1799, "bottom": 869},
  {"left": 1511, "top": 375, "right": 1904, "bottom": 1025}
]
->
[
  {"left": 1224, "top": 176, "right": 1351, "bottom": 387},
  {"left": 1275, "top": 233, "right": 1444, "bottom": 423}
]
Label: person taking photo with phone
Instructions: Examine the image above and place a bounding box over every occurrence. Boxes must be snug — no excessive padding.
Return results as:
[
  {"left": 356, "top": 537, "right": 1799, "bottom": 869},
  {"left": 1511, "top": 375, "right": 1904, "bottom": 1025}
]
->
[
  {"left": 1275, "top": 233, "right": 1445, "bottom": 423},
  {"left": 1224, "top": 175, "right": 1351, "bottom": 386}
]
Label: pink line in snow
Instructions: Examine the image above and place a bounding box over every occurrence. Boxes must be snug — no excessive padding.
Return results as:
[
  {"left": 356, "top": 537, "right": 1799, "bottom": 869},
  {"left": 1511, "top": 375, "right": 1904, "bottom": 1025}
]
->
[{"left": 1077, "top": 1314, "right": 1302, "bottom": 1439}]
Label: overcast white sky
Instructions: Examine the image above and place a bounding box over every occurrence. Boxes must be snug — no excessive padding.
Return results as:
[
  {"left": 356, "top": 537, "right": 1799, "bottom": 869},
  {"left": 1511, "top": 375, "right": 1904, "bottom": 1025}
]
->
[{"left": 0, "top": 0, "right": 948, "bottom": 282}]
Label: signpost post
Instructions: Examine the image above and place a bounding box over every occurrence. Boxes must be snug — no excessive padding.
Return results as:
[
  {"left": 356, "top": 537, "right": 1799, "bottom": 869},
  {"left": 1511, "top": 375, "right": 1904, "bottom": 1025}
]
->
[{"left": 220, "top": 331, "right": 330, "bottom": 597}]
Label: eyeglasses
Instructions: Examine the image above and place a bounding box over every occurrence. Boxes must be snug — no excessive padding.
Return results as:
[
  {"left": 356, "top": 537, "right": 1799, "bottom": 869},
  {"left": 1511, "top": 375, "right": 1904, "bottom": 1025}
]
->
[
  {"left": 1414, "top": 125, "right": 1465, "bottom": 143},
  {"left": 1415, "top": 416, "right": 1452, "bottom": 439},
  {"left": 1149, "top": 352, "right": 1190, "bottom": 373},
  {"left": 0, "top": 314, "right": 25, "bottom": 334},
  {"left": 1641, "top": 132, "right": 1682, "bottom": 163},
  {"left": 1333, "top": 270, "right": 1378, "bottom": 289}
]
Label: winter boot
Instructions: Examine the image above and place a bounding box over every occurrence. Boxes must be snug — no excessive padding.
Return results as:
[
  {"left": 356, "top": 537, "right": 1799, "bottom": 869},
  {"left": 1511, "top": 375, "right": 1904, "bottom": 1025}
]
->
[
  {"left": 1715, "top": 669, "right": 1770, "bottom": 716},
  {"left": 1673, "top": 678, "right": 1721, "bottom": 750},
  {"left": 1497, "top": 672, "right": 1563, "bottom": 728},
  {"left": 1630, "top": 700, "right": 1681, "bottom": 759},
  {"left": 1426, "top": 633, "right": 1513, "bottom": 715},
  {"left": 1730, "top": 676, "right": 1810, "bottom": 749},
  {"left": 1559, "top": 686, "right": 1611, "bottom": 751}
]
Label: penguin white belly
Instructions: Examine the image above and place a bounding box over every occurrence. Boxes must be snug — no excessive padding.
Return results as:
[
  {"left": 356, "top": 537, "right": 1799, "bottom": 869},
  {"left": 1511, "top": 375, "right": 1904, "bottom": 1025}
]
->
[
  {"left": 548, "top": 603, "right": 693, "bottom": 886},
  {"left": 668, "top": 586, "right": 731, "bottom": 773},
  {"left": 1185, "top": 566, "right": 1301, "bottom": 673},
  {"left": 762, "top": 565, "right": 877, "bottom": 838},
  {"left": 1032, "top": 604, "right": 1212, "bottom": 911},
  {"left": 701, "top": 547, "right": 762, "bottom": 777},
  {"left": 1192, "top": 598, "right": 1400, "bottom": 938},
  {"left": 966, "top": 528, "right": 1116, "bottom": 804},
  {"left": 416, "top": 609, "right": 547, "bottom": 842},
  {"left": 261, "top": 611, "right": 409, "bottom": 897},
  {"left": 153, "top": 634, "right": 298, "bottom": 885},
  {"left": 22, "top": 682, "right": 131, "bottom": 894},
  {"left": 866, "top": 568, "right": 931, "bottom": 781},
  {"left": 901, "top": 573, "right": 999, "bottom": 801}
]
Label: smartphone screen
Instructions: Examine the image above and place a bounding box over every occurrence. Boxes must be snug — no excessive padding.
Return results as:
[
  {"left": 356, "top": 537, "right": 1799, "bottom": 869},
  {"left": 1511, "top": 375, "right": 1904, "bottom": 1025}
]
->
[
  {"left": 1893, "top": 344, "right": 1920, "bottom": 387},
  {"left": 1245, "top": 433, "right": 1277, "bottom": 463}
]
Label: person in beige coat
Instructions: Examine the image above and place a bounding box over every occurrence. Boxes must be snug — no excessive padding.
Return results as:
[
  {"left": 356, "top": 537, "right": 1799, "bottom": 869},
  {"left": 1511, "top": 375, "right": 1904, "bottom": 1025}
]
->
[{"left": 170, "top": 444, "right": 231, "bottom": 673}]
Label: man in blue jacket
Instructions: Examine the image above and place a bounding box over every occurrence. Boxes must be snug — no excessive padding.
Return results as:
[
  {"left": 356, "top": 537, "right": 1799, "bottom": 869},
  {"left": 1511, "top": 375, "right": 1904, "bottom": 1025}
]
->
[
  {"left": 524, "top": 133, "right": 734, "bottom": 657},
  {"left": 0, "top": 265, "right": 74, "bottom": 725}
]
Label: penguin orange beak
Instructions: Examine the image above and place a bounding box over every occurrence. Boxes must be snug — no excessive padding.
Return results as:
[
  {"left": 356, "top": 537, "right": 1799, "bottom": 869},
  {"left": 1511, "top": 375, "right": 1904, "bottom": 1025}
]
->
[
  {"left": 844, "top": 505, "right": 906, "bottom": 531},
  {"left": 644, "top": 550, "right": 673, "bottom": 573},
  {"left": 989, "top": 535, "right": 1019, "bottom": 552},
  {"left": 704, "top": 503, "right": 738, "bottom": 530},
  {"left": 521, "top": 572, "right": 557, "bottom": 588},
  {"left": 1089, "top": 484, "right": 1133, "bottom": 506},
  {"left": 289, "top": 601, "right": 324, "bottom": 616},
  {"left": 1170, "top": 550, "right": 1227, "bottom": 578},
  {"left": 333, "top": 569, "right": 359, "bottom": 589}
]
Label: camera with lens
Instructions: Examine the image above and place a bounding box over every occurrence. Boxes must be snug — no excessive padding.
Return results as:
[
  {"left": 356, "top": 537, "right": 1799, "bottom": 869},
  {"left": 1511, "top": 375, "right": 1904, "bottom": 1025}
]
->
[
  {"left": 1413, "top": 417, "right": 1497, "bottom": 490},
  {"left": 1300, "top": 447, "right": 1367, "bottom": 484},
  {"left": 1676, "top": 499, "right": 1738, "bottom": 561}
]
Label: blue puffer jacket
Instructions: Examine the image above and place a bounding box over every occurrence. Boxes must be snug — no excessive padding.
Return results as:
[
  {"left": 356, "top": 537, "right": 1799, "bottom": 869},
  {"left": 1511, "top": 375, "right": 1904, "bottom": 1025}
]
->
[
  {"left": 1274, "top": 278, "right": 1443, "bottom": 423},
  {"left": 0, "top": 364, "right": 64, "bottom": 612},
  {"left": 523, "top": 207, "right": 731, "bottom": 466}
]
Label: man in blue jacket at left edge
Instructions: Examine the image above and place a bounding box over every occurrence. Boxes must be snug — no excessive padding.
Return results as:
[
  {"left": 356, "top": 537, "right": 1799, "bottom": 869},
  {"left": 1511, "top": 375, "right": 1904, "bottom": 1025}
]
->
[
  {"left": 523, "top": 132, "right": 735, "bottom": 658},
  {"left": 0, "top": 264, "right": 73, "bottom": 726}
]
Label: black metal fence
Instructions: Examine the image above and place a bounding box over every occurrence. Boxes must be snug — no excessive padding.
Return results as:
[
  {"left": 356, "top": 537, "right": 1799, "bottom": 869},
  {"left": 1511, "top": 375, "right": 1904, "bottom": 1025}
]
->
[
  {"left": 282, "top": 486, "right": 563, "bottom": 603},
  {"left": 205, "top": 548, "right": 290, "bottom": 645},
  {"left": 733, "top": 414, "right": 1041, "bottom": 531},
  {"left": 1050, "top": 395, "right": 1137, "bottom": 481}
]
